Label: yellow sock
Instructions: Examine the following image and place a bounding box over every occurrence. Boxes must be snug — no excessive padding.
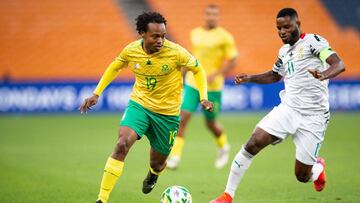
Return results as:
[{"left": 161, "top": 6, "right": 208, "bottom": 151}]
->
[
  {"left": 215, "top": 133, "right": 228, "bottom": 148},
  {"left": 149, "top": 166, "right": 165, "bottom": 175},
  {"left": 98, "top": 157, "right": 124, "bottom": 203},
  {"left": 170, "top": 136, "right": 185, "bottom": 157}
]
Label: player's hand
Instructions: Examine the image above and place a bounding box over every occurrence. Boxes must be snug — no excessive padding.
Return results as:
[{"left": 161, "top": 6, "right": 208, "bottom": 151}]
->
[
  {"left": 308, "top": 69, "right": 326, "bottom": 81},
  {"left": 200, "top": 99, "right": 213, "bottom": 112},
  {"left": 79, "top": 94, "right": 99, "bottom": 114},
  {"left": 234, "top": 73, "right": 250, "bottom": 85}
]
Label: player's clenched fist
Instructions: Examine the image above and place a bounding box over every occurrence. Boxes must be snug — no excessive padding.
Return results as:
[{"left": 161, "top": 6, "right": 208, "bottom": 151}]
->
[
  {"left": 200, "top": 99, "right": 214, "bottom": 112},
  {"left": 234, "top": 73, "right": 250, "bottom": 85},
  {"left": 308, "top": 69, "right": 326, "bottom": 81},
  {"left": 79, "top": 94, "right": 99, "bottom": 114}
]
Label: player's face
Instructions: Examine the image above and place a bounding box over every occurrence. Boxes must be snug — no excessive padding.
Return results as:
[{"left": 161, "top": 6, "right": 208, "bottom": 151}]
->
[
  {"left": 142, "top": 23, "right": 166, "bottom": 53},
  {"left": 276, "top": 16, "right": 300, "bottom": 45},
  {"left": 204, "top": 7, "right": 219, "bottom": 29}
]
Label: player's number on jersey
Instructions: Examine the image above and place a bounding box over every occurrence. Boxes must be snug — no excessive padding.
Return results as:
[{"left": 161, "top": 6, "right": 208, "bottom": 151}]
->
[
  {"left": 287, "top": 61, "right": 295, "bottom": 76},
  {"left": 146, "top": 77, "right": 157, "bottom": 90}
]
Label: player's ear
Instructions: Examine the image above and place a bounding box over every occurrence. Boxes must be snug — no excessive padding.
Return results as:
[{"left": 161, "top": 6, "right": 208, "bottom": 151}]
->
[{"left": 296, "top": 19, "right": 301, "bottom": 28}]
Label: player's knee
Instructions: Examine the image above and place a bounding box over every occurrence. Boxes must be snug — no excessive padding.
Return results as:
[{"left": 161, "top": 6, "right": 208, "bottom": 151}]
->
[
  {"left": 295, "top": 171, "right": 311, "bottom": 183},
  {"left": 245, "top": 135, "right": 264, "bottom": 155},
  {"left": 114, "top": 137, "right": 130, "bottom": 156},
  {"left": 180, "top": 115, "right": 187, "bottom": 124},
  {"left": 180, "top": 113, "right": 191, "bottom": 125}
]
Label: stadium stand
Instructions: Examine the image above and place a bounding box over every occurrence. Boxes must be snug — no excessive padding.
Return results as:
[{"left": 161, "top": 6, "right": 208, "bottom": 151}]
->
[
  {"left": 321, "top": 0, "right": 360, "bottom": 32},
  {"left": 0, "top": 0, "right": 359, "bottom": 80},
  {"left": 147, "top": 0, "right": 360, "bottom": 77},
  {"left": 0, "top": 0, "right": 135, "bottom": 81}
]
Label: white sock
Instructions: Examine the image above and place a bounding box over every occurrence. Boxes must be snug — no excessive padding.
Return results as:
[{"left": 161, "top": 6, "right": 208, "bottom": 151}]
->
[
  {"left": 225, "top": 146, "right": 254, "bottom": 198},
  {"left": 309, "top": 162, "right": 324, "bottom": 182}
]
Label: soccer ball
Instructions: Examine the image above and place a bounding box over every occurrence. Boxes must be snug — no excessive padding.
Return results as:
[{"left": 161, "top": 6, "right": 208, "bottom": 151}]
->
[{"left": 160, "top": 185, "right": 192, "bottom": 203}]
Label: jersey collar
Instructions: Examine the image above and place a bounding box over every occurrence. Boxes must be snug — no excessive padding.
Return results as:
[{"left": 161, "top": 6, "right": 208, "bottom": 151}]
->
[
  {"left": 290, "top": 33, "right": 306, "bottom": 47},
  {"left": 300, "top": 33, "right": 306, "bottom": 39}
]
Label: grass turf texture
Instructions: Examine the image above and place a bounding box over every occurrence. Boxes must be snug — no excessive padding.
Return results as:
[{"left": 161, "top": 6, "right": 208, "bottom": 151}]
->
[{"left": 0, "top": 113, "right": 359, "bottom": 203}]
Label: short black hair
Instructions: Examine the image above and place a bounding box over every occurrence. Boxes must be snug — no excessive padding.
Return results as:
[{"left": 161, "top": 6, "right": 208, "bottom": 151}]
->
[
  {"left": 207, "top": 4, "right": 219, "bottom": 9},
  {"left": 135, "top": 12, "right": 167, "bottom": 34},
  {"left": 277, "top": 8, "right": 298, "bottom": 19}
]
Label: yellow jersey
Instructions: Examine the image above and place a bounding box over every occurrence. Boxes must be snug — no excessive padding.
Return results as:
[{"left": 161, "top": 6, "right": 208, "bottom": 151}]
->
[
  {"left": 93, "top": 39, "right": 208, "bottom": 116},
  {"left": 186, "top": 26, "right": 238, "bottom": 91}
]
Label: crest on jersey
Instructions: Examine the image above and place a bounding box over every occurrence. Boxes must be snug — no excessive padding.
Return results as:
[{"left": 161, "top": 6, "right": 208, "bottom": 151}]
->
[
  {"left": 298, "top": 47, "right": 303, "bottom": 59},
  {"left": 162, "top": 64, "right": 169, "bottom": 73},
  {"left": 134, "top": 63, "right": 140, "bottom": 69}
]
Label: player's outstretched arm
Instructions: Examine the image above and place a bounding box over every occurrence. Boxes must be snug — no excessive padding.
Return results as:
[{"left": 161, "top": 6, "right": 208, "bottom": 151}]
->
[
  {"left": 193, "top": 66, "right": 214, "bottom": 112},
  {"left": 79, "top": 58, "right": 125, "bottom": 114},
  {"left": 308, "top": 53, "right": 345, "bottom": 81},
  {"left": 235, "top": 71, "right": 282, "bottom": 85},
  {"left": 177, "top": 44, "right": 214, "bottom": 111}
]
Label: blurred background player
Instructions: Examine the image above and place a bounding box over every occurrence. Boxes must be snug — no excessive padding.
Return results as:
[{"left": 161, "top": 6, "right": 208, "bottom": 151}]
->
[
  {"left": 167, "top": 4, "right": 238, "bottom": 170},
  {"left": 211, "top": 8, "right": 345, "bottom": 203},
  {"left": 80, "top": 12, "right": 213, "bottom": 203}
]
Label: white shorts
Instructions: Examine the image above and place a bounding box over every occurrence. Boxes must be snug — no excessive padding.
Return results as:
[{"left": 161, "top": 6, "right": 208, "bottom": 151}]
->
[{"left": 257, "top": 103, "right": 330, "bottom": 165}]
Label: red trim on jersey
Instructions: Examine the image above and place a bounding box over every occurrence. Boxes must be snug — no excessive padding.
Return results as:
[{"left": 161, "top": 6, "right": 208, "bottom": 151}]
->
[{"left": 300, "top": 33, "right": 306, "bottom": 39}]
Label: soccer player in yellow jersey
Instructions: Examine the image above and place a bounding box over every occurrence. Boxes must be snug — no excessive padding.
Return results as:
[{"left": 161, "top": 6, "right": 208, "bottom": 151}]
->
[
  {"left": 79, "top": 12, "right": 213, "bottom": 203},
  {"left": 167, "top": 4, "right": 238, "bottom": 169}
]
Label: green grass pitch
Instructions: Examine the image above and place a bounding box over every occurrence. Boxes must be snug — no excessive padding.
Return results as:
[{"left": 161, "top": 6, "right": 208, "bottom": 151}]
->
[{"left": 1, "top": 113, "right": 359, "bottom": 203}]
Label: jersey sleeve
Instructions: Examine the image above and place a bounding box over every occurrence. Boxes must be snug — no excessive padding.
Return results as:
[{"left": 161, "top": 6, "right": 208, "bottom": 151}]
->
[
  {"left": 178, "top": 45, "right": 197, "bottom": 68},
  {"left": 272, "top": 49, "right": 285, "bottom": 76},
  {"left": 308, "top": 34, "right": 336, "bottom": 62},
  {"left": 223, "top": 32, "right": 238, "bottom": 59},
  {"left": 177, "top": 45, "right": 208, "bottom": 100},
  {"left": 116, "top": 47, "right": 129, "bottom": 64},
  {"left": 93, "top": 48, "right": 128, "bottom": 96}
]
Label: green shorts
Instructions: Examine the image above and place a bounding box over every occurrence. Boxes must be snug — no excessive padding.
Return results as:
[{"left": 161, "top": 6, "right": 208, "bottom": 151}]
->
[
  {"left": 181, "top": 84, "right": 222, "bottom": 120},
  {"left": 120, "top": 100, "right": 180, "bottom": 155}
]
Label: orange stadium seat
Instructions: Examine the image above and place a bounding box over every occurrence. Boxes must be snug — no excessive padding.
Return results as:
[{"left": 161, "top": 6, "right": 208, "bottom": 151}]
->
[
  {"left": 0, "top": 0, "right": 359, "bottom": 80},
  {"left": 148, "top": 0, "right": 360, "bottom": 78},
  {"left": 0, "top": 0, "right": 136, "bottom": 81}
]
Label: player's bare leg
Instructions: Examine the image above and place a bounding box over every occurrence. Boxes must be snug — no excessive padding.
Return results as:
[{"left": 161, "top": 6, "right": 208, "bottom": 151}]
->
[
  {"left": 96, "top": 126, "right": 138, "bottom": 203},
  {"left": 211, "top": 127, "right": 277, "bottom": 203},
  {"left": 295, "top": 158, "right": 326, "bottom": 191},
  {"left": 206, "top": 120, "right": 230, "bottom": 169},
  {"left": 143, "top": 148, "right": 168, "bottom": 193},
  {"left": 167, "top": 111, "right": 192, "bottom": 169},
  {"left": 294, "top": 160, "right": 313, "bottom": 183},
  {"left": 111, "top": 127, "right": 138, "bottom": 161}
]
